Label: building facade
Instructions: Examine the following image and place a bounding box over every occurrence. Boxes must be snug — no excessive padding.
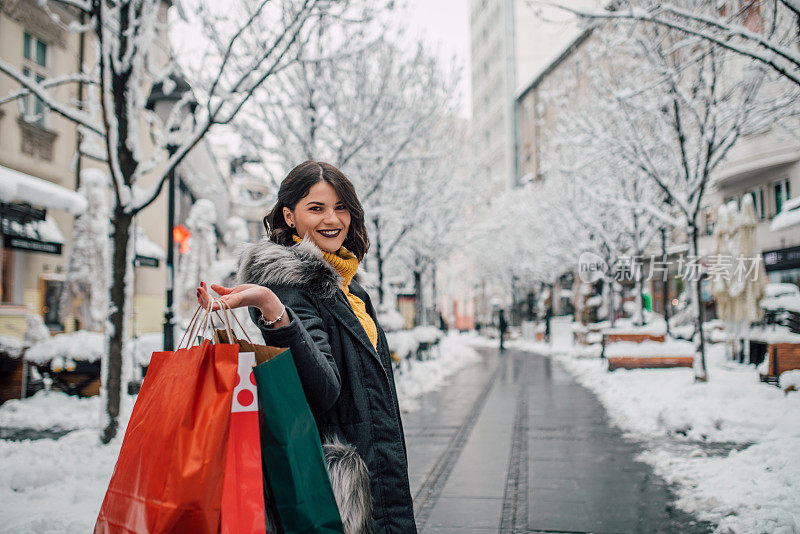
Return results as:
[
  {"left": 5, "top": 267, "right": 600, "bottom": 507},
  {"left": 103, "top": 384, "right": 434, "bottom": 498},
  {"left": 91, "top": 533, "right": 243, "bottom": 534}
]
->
[
  {"left": 469, "top": 0, "right": 518, "bottom": 193},
  {"left": 699, "top": 131, "right": 800, "bottom": 288},
  {"left": 0, "top": 2, "right": 230, "bottom": 352}
]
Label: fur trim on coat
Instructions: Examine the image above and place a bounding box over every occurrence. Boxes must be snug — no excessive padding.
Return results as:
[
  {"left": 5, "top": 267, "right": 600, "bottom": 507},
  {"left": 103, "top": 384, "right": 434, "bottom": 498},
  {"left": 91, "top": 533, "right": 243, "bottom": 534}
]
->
[
  {"left": 324, "top": 437, "right": 373, "bottom": 534},
  {"left": 236, "top": 237, "right": 342, "bottom": 299}
]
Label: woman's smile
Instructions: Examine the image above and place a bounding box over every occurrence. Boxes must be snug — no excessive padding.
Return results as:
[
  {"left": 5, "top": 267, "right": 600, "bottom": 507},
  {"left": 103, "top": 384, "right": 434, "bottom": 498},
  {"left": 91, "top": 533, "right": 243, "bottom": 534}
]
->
[{"left": 317, "top": 228, "right": 342, "bottom": 238}]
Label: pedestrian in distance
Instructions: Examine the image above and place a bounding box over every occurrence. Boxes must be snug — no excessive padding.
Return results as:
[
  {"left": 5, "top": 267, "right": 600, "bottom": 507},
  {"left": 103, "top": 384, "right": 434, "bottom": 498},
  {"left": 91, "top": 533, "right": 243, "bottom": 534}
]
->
[
  {"left": 544, "top": 297, "right": 553, "bottom": 343},
  {"left": 197, "top": 160, "right": 415, "bottom": 534},
  {"left": 498, "top": 308, "right": 508, "bottom": 352}
]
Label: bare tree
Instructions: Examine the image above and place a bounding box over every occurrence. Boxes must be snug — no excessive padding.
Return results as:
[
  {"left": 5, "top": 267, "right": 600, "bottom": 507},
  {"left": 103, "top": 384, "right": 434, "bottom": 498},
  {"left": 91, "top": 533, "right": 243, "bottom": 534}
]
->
[
  {"left": 554, "top": 0, "right": 800, "bottom": 87},
  {"left": 548, "top": 21, "right": 772, "bottom": 380},
  {"left": 236, "top": 20, "right": 465, "bottom": 303},
  {"left": 0, "top": 0, "right": 354, "bottom": 442}
]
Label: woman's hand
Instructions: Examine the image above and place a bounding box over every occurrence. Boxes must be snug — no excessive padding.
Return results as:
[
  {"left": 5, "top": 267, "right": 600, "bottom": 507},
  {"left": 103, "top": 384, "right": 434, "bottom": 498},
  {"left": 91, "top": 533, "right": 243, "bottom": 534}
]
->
[{"left": 196, "top": 282, "right": 289, "bottom": 327}]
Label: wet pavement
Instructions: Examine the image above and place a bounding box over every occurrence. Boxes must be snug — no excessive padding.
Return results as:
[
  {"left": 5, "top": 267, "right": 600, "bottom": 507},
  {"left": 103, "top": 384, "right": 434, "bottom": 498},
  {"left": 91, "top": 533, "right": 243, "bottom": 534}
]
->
[{"left": 403, "top": 347, "right": 714, "bottom": 533}]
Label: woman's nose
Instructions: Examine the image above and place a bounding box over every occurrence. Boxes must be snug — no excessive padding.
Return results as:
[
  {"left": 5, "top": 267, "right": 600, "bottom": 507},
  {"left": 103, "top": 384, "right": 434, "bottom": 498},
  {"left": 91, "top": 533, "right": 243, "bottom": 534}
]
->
[{"left": 323, "top": 209, "right": 339, "bottom": 223}]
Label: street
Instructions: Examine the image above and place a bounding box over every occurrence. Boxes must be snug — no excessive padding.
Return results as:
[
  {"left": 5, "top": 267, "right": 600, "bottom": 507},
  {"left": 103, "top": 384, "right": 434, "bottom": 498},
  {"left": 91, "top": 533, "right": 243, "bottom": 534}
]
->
[{"left": 403, "top": 346, "right": 713, "bottom": 533}]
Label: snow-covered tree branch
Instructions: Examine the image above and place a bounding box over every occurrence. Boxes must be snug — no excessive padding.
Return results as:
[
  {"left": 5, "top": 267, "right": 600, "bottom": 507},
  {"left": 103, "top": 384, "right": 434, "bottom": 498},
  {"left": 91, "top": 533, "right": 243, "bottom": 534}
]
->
[{"left": 552, "top": 0, "right": 800, "bottom": 87}]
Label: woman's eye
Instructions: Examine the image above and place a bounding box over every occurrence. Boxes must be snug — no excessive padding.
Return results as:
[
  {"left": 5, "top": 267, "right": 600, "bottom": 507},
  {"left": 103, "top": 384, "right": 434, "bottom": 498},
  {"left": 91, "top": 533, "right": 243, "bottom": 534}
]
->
[
  {"left": 309, "top": 206, "right": 322, "bottom": 211},
  {"left": 335, "top": 205, "right": 347, "bottom": 211}
]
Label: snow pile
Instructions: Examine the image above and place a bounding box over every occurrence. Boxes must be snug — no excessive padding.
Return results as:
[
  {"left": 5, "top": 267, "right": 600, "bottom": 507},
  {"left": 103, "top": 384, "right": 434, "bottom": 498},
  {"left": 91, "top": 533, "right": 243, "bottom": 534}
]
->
[
  {"left": 25, "top": 331, "right": 105, "bottom": 364},
  {"left": 0, "top": 335, "right": 24, "bottom": 358},
  {"left": 0, "top": 428, "right": 120, "bottom": 533},
  {"left": 412, "top": 326, "right": 443, "bottom": 344},
  {"left": 384, "top": 331, "right": 418, "bottom": 360},
  {"left": 604, "top": 339, "right": 696, "bottom": 358},
  {"left": 131, "top": 333, "right": 164, "bottom": 366},
  {"left": 750, "top": 325, "right": 800, "bottom": 344},
  {"left": 133, "top": 225, "right": 164, "bottom": 260},
  {"left": 641, "top": 440, "right": 800, "bottom": 534},
  {"left": 395, "top": 333, "right": 480, "bottom": 413},
  {"left": 377, "top": 306, "right": 405, "bottom": 332},
  {"left": 770, "top": 195, "right": 800, "bottom": 232},
  {"left": 761, "top": 294, "right": 800, "bottom": 314},
  {"left": 0, "top": 390, "right": 100, "bottom": 432},
  {"left": 538, "top": 325, "right": 800, "bottom": 531},
  {"left": 0, "top": 165, "right": 87, "bottom": 214},
  {"left": 602, "top": 315, "right": 667, "bottom": 336},
  {"left": 780, "top": 370, "right": 800, "bottom": 392}
]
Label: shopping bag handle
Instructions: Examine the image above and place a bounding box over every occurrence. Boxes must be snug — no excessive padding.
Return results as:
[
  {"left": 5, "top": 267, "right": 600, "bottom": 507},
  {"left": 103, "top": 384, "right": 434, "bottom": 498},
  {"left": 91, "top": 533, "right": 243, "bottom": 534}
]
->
[
  {"left": 176, "top": 299, "right": 214, "bottom": 350},
  {"left": 213, "top": 298, "right": 253, "bottom": 345},
  {"left": 209, "top": 299, "right": 236, "bottom": 346}
]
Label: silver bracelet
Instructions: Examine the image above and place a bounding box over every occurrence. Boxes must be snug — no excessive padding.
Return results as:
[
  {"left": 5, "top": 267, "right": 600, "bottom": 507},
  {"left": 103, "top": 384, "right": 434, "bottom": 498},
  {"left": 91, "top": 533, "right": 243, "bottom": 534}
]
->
[{"left": 259, "top": 304, "right": 286, "bottom": 327}]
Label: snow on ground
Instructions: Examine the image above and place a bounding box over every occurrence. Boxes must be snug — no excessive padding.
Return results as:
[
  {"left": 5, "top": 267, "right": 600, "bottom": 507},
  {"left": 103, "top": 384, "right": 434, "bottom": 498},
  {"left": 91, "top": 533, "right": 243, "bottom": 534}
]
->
[
  {"left": 0, "top": 392, "right": 127, "bottom": 533},
  {"left": 395, "top": 332, "right": 481, "bottom": 413},
  {"left": 0, "top": 330, "right": 481, "bottom": 531},
  {"left": 0, "top": 429, "right": 121, "bottom": 534},
  {"left": 511, "top": 316, "right": 800, "bottom": 533},
  {"left": 0, "top": 390, "right": 99, "bottom": 432}
]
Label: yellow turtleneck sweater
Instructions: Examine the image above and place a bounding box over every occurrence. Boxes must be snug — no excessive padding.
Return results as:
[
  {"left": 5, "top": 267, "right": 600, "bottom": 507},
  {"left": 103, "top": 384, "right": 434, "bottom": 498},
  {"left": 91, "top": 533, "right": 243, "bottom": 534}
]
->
[{"left": 293, "top": 235, "right": 378, "bottom": 349}]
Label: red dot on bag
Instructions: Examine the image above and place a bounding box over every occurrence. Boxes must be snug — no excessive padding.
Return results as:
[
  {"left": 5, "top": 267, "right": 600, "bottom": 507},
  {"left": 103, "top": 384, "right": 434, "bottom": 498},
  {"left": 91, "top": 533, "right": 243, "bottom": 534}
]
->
[
  {"left": 237, "top": 389, "right": 254, "bottom": 407},
  {"left": 234, "top": 373, "right": 240, "bottom": 387},
  {"left": 250, "top": 371, "right": 256, "bottom": 386}
]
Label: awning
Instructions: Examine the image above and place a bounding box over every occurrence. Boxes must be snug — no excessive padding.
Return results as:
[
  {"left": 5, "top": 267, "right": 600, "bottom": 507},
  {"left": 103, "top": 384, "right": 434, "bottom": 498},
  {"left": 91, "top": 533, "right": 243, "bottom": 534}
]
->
[
  {"left": 2, "top": 214, "right": 65, "bottom": 255},
  {"left": 133, "top": 225, "right": 165, "bottom": 268},
  {"left": 0, "top": 165, "right": 86, "bottom": 215}
]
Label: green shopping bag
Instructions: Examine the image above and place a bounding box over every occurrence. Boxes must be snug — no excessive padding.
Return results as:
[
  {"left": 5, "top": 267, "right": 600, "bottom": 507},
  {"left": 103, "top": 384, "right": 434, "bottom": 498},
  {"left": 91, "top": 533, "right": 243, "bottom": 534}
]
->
[{"left": 254, "top": 348, "right": 344, "bottom": 534}]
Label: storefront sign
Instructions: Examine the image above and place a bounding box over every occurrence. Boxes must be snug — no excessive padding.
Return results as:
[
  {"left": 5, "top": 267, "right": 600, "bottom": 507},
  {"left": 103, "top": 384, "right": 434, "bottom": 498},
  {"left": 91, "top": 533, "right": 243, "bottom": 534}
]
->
[
  {"left": 134, "top": 255, "right": 159, "bottom": 268},
  {"left": 763, "top": 245, "right": 800, "bottom": 272},
  {"left": 3, "top": 234, "right": 62, "bottom": 255}
]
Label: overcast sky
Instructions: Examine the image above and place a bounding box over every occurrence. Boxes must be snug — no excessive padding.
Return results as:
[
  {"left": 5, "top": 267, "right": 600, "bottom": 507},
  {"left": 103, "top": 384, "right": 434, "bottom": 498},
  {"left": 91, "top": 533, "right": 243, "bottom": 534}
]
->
[
  {"left": 398, "top": 0, "right": 595, "bottom": 118},
  {"left": 400, "top": 0, "right": 473, "bottom": 117}
]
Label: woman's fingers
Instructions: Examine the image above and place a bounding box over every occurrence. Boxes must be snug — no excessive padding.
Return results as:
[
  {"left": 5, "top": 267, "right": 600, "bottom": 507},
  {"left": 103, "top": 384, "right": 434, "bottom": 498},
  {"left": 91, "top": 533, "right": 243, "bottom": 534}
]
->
[
  {"left": 197, "top": 286, "right": 211, "bottom": 308},
  {"left": 210, "top": 283, "right": 233, "bottom": 295}
]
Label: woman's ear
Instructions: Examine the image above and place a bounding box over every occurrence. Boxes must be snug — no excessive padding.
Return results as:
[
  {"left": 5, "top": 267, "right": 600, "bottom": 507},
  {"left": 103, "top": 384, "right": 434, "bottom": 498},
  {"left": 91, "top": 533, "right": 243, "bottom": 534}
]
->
[{"left": 282, "top": 206, "right": 294, "bottom": 228}]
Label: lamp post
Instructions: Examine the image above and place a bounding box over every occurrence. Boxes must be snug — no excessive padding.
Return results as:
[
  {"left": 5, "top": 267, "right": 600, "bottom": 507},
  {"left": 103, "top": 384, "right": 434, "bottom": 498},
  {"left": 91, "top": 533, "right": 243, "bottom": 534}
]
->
[
  {"left": 661, "top": 226, "right": 671, "bottom": 337},
  {"left": 145, "top": 74, "right": 196, "bottom": 351}
]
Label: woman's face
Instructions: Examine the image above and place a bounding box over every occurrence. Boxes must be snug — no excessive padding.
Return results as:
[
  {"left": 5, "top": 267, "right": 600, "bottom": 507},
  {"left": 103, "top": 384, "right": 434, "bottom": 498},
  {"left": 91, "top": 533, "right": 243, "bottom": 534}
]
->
[{"left": 284, "top": 180, "right": 351, "bottom": 253}]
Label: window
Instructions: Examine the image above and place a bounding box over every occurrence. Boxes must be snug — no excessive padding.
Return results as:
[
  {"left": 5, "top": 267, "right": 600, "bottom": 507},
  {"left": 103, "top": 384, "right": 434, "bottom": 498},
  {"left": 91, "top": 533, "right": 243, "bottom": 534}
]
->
[
  {"left": 21, "top": 32, "right": 49, "bottom": 127},
  {"left": 773, "top": 178, "right": 791, "bottom": 215},
  {"left": 747, "top": 187, "right": 765, "bottom": 219}
]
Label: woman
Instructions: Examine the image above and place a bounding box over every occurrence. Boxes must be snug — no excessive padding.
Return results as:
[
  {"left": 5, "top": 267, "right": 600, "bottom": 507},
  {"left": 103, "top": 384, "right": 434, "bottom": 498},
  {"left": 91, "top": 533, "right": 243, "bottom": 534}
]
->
[{"left": 197, "top": 160, "right": 416, "bottom": 534}]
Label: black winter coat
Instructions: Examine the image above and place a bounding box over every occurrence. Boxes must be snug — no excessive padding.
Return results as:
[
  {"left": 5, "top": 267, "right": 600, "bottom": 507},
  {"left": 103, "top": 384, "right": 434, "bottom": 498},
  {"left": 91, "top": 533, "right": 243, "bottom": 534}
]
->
[{"left": 238, "top": 238, "right": 416, "bottom": 534}]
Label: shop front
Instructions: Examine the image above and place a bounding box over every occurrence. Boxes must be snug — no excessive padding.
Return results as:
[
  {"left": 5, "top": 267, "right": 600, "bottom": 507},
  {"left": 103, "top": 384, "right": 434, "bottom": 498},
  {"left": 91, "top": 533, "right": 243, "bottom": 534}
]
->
[{"left": 764, "top": 245, "right": 800, "bottom": 288}]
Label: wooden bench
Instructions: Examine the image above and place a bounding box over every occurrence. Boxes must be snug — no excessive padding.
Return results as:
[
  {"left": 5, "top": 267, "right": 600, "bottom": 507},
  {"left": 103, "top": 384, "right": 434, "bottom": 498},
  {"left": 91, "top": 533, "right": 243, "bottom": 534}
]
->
[
  {"left": 759, "top": 343, "right": 800, "bottom": 385},
  {"left": 608, "top": 356, "right": 694, "bottom": 371},
  {"left": 605, "top": 333, "right": 665, "bottom": 343}
]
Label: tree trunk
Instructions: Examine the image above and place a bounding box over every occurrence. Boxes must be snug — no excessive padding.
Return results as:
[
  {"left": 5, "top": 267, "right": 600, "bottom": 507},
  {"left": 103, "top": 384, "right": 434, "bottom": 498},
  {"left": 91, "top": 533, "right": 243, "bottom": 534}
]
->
[
  {"left": 690, "top": 226, "right": 708, "bottom": 381},
  {"left": 375, "top": 226, "right": 384, "bottom": 305},
  {"left": 102, "top": 209, "right": 132, "bottom": 443},
  {"left": 607, "top": 278, "right": 616, "bottom": 328},
  {"left": 414, "top": 268, "right": 422, "bottom": 327}
]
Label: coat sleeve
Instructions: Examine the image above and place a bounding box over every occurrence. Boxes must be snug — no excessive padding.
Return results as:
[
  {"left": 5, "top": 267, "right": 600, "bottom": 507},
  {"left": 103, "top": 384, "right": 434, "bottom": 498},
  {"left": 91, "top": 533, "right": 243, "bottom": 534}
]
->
[{"left": 249, "top": 287, "right": 341, "bottom": 414}]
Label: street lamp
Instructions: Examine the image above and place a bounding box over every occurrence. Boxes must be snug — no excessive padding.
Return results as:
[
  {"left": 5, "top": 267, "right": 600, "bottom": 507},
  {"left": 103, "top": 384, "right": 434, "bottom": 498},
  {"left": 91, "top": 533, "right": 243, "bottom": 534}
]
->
[{"left": 145, "top": 73, "right": 196, "bottom": 352}]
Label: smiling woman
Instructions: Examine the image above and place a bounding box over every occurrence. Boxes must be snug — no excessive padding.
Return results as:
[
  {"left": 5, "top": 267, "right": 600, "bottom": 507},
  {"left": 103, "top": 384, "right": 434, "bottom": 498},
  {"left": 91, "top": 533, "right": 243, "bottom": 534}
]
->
[
  {"left": 196, "top": 160, "right": 416, "bottom": 533},
  {"left": 265, "top": 160, "right": 368, "bottom": 259}
]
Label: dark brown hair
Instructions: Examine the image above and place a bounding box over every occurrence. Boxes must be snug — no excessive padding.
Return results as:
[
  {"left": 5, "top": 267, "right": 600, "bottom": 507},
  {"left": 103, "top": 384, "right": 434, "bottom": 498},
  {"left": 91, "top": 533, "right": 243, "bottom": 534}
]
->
[{"left": 264, "top": 160, "right": 370, "bottom": 261}]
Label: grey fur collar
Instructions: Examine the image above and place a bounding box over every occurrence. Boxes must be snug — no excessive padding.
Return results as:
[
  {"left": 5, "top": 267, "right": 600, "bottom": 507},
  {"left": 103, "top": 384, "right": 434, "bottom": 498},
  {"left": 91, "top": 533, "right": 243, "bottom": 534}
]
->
[{"left": 236, "top": 237, "right": 343, "bottom": 299}]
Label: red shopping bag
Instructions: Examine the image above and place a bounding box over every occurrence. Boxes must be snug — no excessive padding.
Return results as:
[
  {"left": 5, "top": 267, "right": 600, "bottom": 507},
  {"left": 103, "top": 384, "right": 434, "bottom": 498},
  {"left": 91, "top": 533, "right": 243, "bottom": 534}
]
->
[
  {"left": 220, "top": 348, "right": 267, "bottom": 534},
  {"left": 95, "top": 337, "right": 239, "bottom": 533}
]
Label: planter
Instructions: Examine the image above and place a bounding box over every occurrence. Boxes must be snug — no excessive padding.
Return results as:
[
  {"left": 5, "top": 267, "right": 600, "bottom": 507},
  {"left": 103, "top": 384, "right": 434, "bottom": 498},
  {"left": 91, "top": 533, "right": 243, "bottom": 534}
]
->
[
  {"left": 759, "top": 343, "right": 800, "bottom": 385},
  {"left": 607, "top": 356, "right": 694, "bottom": 371}
]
